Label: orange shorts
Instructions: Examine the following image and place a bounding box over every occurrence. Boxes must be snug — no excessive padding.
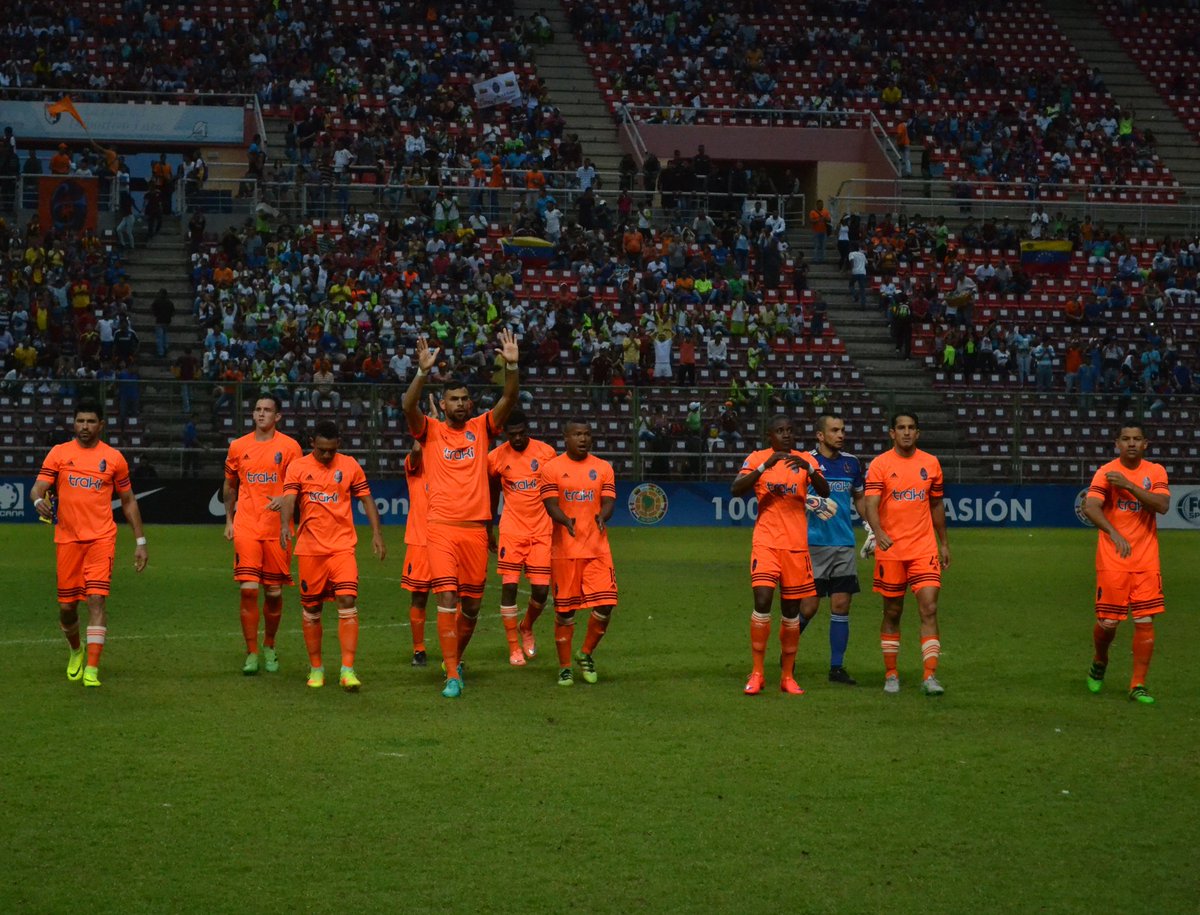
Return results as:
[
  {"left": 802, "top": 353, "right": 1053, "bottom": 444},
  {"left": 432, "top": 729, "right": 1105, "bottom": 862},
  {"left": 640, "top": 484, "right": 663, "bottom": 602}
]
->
[
  {"left": 750, "top": 546, "right": 816, "bottom": 600},
  {"left": 497, "top": 531, "right": 552, "bottom": 585},
  {"left": 233, "top": 534, "right": 294, "bottom": 586},
  {"left": 873, "top": 555, "right": 942, "bottom": 597},
  {"left": 400, "top": 543, "right": 432, "bottom": 593},
  {"left": 1095, "top": 569, "right": 1164, "bottom": 620},
  {"left": 297, "top": 550, "right": 358, "bottom": 605},
  {"left": 56, "top": 538, "right": 115, "bottom": 602},
  {"left": 427, "top": 523, "right": 488, "bottom": 599},
  {"left": 551, "top": 556, "right": 617, "bottom": 611}
]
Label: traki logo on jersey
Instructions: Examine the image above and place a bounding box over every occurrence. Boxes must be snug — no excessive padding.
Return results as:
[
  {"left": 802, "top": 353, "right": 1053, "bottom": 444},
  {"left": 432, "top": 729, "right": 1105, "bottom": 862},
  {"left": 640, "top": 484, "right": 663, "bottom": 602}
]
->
[{"left": 67, "top": 474, "right": 105, "bottom": 491}]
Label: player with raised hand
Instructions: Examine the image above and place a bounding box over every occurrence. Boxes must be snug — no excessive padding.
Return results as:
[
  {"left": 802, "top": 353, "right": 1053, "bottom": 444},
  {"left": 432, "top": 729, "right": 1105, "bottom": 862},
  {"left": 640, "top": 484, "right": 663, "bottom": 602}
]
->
[
  {"left": 401, "top": 442, "right": 432, "bottom": 667},
  {"left": 732, "top": 415, "right": 830, "bottom": 696},
  {"left": 223, "top": 394, "right": 303, "bottom": 675},
  {"left": 488, "top": 410, "right": 557, "bottom": 666},
  {"left": 1081, "top": 422, "right": 1170, "bottom": 704},
  {"left": 402, "top": 328, "right": 521, "bottom": 698},
  {"left": 279, "top": 420, "right": 386, "bottom": 692},
  {"left": 31, "top": 400, "right": 148, "bottom": 687},
  {"left": 861, "top": 412, "right": 950, "bottom": 696},
  {"left": 806, "top": 413, "right": 869, "bottom": 685},
  {"left": 539, "top": 419, "right": 618, "bottom": 686}
]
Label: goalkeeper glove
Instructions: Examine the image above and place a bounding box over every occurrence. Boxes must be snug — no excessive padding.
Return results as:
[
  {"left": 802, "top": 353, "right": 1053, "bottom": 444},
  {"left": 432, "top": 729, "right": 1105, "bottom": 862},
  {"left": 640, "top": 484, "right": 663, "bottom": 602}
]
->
[
  {"left": 860, "top": 519, "right": 876, "bottom": 558},
  {"left": 804, "top": 494, "right": 838, "bottom": 521}
]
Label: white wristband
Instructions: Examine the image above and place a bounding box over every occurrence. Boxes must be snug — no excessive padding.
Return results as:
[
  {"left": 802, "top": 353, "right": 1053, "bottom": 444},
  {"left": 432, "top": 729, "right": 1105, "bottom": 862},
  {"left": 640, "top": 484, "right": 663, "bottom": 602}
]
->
[
  {"left": 756, "top": 463, "right": 767, "bottom": 474},
  {"left": 506, "top": 361, "right": 519, "bottom": 371},
  {"left": 136, "top": 537, "right": 147, "bottom": 546},
  {"left": 416, "top": 367, "right": 429, "bottom": 377},
  {"left": 34, "top": 497, "right": 47, "bottom": 508}
]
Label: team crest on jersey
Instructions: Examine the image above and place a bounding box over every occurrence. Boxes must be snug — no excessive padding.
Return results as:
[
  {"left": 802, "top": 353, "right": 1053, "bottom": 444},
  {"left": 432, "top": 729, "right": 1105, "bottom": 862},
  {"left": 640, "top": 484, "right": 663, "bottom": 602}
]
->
[
  {"left": 919, "top": 467, "right": 928, "bottom": 480},
  {"left": 589, "top": 469, "right": 597, "bottom": 480},
  {"left": 98, "top": 459, "right": 107, "bottom": 472},
  {"left": 334, "top": 470, "right": 343, "bottom": 483},
  {"left": 275, "top": 452, "right": 283, "bottom": 464},
  {"left": 531, "top": 458, "right": 539, "bottom": 471},
  {"left": 465, "top": 430, "right": 476, "bottom": 443},
  {"left": 1143, "top": 476, "right": 1151, "bottom": 489}
]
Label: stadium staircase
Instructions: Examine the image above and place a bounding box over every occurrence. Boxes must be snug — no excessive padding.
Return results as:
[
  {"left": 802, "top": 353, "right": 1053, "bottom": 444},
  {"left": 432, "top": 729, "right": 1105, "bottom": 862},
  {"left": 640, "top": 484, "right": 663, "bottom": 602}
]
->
[{"left": 519, "top": 0, "right": 624, "bottom": 174}]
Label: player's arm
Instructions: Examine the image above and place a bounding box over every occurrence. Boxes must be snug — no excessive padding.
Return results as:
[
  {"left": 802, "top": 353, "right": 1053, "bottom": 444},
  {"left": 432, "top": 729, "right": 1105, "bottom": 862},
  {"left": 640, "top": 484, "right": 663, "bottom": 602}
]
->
[
  {"left": 1104, "top": 472, "right": 1169, "bottom": 514},
  {"left": 117, "top": 487, "right": 149, "bottom": 572},
  {"left": 401, "top": 336, "right": 438, "bottom": 434},
  {"left": 807, "top": 465, "right": 831, "bottom": 498},
  {"left": 596, "top": 496, "right": 616, "bottom": 534},
  {"left": 862, "top": 493, "right": 892, "bottom": 552},
  {"left": 543, "top": 496, "right": 575, "bottom": 537},
  {"left": 358, "top": 489, "right": 387, "bottom": 561},
  {"left": 487, "top": 474, "right": 500, "bottom": 553},
  {"left": 930, "top": 495, "right": 950, "bottom": 569},
  {"left": 222, "top": 473, "right": 238, "bottom": 541},
  {"left": 489, "top": 327, "right": 521, "bottom": 429},
  {"left": 278, "top": 490, "right": 298, "bottom": 550},
  {"left": 30, "top": 477, "right": 55, "bottom": 518},
  {"left": 1083, "top": 496, "right": 1132, "bottom": 558},
  {"left": 731, "top": 451, "right": 786, "bottom": 497}
]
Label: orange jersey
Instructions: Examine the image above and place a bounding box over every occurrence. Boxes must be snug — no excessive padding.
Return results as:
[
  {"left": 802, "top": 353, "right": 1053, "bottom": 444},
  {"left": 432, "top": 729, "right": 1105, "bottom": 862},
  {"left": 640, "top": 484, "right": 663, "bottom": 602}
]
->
[
  {"left": 403, "top": 453, "right": 428, "bottom": 547},
  {"left": 283, "top": 452, "right": 371, "bottom": 556},
  {"left": 1087, "top": 458, "right": 1169, "bottom": 572},
  {"left": 864, "top": 448, "right": 944, "bottom": 560},
  {"left": 37, "top": 439, "right": 131, "bottom": 544},
  {"left": 224, "top": 430, "right": 303, "bottom": 540},
  {"left": 539, "top": 453, "right": 616, "bottom": 560},
  {"left": 488, "top": 438, "right": 556, "bottom": 539},
  {"left": 413, "top": 412, "right": 497, "bottom": 523},
  {"left": 738, "top": 448, "right": 820, "bottom": 550}
]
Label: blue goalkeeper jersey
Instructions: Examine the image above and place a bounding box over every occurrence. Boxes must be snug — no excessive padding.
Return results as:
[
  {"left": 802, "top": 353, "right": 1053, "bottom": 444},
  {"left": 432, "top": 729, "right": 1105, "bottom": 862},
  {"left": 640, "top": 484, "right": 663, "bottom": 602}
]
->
[{"left": 806, "top": 449, "right": 865, "bottom": 548}]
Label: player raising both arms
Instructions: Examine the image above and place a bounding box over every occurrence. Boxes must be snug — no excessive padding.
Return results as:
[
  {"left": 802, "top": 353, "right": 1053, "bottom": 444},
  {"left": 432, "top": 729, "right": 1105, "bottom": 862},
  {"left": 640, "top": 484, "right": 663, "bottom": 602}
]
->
[
  {"left": 861, "top": 412, "right": 950, "bottom": 696},
  {"left": 732, "top": 415, "right": 830, "bottom": 696},
  {"left": 488, "top": 410, "right": 556, "bottom": 666},
  {"left": 402, "top": 329, "right": 520, "bottom": 698},
  {"left": 539, "top": 418, "right": 618, "bottom": 686},
  {"left": 401, "top": 443, "right": 432, "bottom": 667},
  {"left": 223, "top": 394, "right": 303, "bottom": 675},
  {"left": 807, "top": 413, "right": 869, "bottom": 685},
  {"left": 1081, "top": 422, "right": 1170, "bottom": 704},
  {"left": 279, "top": 420, "right": 386, "bottom": 691},
  {"left": 31, "top": 400, "right": 148, "bottom": 687}
]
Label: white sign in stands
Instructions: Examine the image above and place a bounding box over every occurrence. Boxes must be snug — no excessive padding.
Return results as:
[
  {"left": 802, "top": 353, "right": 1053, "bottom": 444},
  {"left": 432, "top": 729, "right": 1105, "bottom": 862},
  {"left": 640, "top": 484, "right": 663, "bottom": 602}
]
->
[
  {"left": 1, "top": 100, "right": 249, "bottom": 146},
  {"left": 473, "top": 72, "right": 522, "bottom": 109}
]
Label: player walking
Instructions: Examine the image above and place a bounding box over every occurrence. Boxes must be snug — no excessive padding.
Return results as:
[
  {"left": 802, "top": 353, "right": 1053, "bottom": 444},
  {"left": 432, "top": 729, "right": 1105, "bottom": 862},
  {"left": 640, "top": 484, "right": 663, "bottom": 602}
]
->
[
  {"left": 488, "top": 410, "right": 556, "bottom": 666},
  {"left": 861, "top": 412, "right": 950, "bottom": 696},
  {"left": 1081, "top": 422, "right": 1170, "bottom": 704},
  {"left": 279, "top": 420, "right": 386, "bottom": 691},
  {"left": 223, "top": 395, "right": 302, "bottom": 675},
  {"left": 401, "top": 443, "right": 432, "bottom": 667},
  {"left": 31, "top": 400, "right": 148, "bottom": 687},
  {"left": 539, "top": 419, "right": 618, "bottom": 686},
  {"left": 732, "top": 415, "right": 831, "bottom": 695}
]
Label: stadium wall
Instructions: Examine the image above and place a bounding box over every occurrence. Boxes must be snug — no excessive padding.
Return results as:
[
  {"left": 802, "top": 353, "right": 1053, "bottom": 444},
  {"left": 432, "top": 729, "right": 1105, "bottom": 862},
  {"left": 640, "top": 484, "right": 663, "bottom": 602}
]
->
[{"left": 3, "top": 479, "right": 1198, "bottom": 531}]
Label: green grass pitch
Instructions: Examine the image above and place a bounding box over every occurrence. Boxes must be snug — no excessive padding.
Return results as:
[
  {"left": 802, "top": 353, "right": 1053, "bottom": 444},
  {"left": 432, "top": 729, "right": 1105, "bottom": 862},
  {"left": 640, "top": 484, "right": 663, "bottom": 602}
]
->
[{"left": 1, "top": 525, "right": 1196, "bottom": 913}]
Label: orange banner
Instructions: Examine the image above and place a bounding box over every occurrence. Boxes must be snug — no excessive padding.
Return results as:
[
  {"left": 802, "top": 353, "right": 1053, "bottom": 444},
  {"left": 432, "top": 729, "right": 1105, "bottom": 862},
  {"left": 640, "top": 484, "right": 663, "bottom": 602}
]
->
[{"left": 39, "top": 177, "right": 99, "bottom": 232}]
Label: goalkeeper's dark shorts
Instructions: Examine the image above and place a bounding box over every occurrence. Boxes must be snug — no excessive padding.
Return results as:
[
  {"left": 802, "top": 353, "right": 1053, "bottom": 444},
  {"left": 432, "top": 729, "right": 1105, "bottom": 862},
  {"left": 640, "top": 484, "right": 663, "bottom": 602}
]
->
[{"left": 811, "top": 545, "right": 860, "bottom": 597}]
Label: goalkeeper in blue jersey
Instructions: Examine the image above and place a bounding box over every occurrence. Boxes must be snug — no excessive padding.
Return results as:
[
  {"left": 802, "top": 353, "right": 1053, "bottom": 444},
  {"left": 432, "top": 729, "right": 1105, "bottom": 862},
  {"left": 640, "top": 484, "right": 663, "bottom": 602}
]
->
[{"left": 806, "top": 414, "right": 873, "bottom": 685}]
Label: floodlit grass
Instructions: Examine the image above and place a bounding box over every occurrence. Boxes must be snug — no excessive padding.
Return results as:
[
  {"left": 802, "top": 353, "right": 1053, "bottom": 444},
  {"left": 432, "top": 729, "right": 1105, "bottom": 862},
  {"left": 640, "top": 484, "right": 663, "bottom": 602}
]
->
[{"left": 1, "top": 525, "right": 1196, "bottom": 913}]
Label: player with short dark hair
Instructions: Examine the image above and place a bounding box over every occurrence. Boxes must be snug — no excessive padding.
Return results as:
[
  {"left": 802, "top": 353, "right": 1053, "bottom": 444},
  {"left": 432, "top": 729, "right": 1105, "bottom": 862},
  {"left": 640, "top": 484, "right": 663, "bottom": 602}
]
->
[
  {"left": 807, "top": 413, "right": 869, "bottom": 685},
  {"left": 1081, "top": 422, "right": 1170, "bottom": 704},
  {"left": 732, "top": 415, "right": 830, "bottom": 696},
  {"left": 223, "top": 395, "right": 302, "bottom": 675},
  {"left": 31, "top": 401, "right": 148, "bottom": 687},
  {"left": 488, "top": 409, "right": 557, "bottom": 666},
  {"left": 279, "top": 422, "right": 386, "bottom": 691},
  {"left": 861, "top": 411, "right": 950, "bottom": 696},
  {"left": 539, "top": 418, "right": 617, "bottom": 686},
  {"left": 402, "top": 329, "right": 521, "bottom": 698}
]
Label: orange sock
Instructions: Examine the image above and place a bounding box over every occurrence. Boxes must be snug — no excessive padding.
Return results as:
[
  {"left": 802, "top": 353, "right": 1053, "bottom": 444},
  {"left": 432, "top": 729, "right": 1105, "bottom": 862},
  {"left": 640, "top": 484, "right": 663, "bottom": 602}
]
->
[
  {"left": 239, "top": 590, "right": 260, "bottom": 652},
  {"left": 262, "top": 592, "right": 283, "bottom": 648},
  {"left": 921, "top": 635, "right": 941, "bottom": 679},
  {"left": 436, "top": 609, "right": 459, "bottom": 676},
  {"left": 881, "top": 632, "right": 900, "bottom": 677},
  {"left": 581, "top": 609, "right": 611, "bottom": 654},
  {"left": 337, "top": 606, "right": 358, "bottom": 669},
  {"left": 554, "top": 615, "right": 574, "bottom": 666},
  {"left": 301, "top": 609, "right": 323, "bottom": 668},
  {"left": 410, "top": 605, "right": 427, "bottom": 652},
  {"left": 500, "top": 605, "right": 521, "bottom": 651},
  {"left": 521, "top": 599, "right": 546, "bottom": 633},
  {"left": 85, "top": 625, "right": 106, "bottom": 668},
  {"left": 750, "top": 611, "right": 771, "bottom": 676},
  {"left": 60, "top": 617, "right": 81, "bottom": 650},
  {"left": 1093, "top": 622, "right": 1117, "bottom": 665},
  {"left": 456, "top": 609, "right": 479, "bottom": 656},
  {"left": 1131, "top": 622, "right": 1155, "bottom": 688},
  {"left": 779, "top": 616, "right": 800, "bottom": 678}
]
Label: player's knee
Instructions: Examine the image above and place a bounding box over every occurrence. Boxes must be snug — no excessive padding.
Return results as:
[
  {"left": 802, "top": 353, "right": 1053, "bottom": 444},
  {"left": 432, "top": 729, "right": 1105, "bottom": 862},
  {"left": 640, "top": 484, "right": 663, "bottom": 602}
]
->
[
  {"left": 1099, "top": 618, "right": 1120, "bottom": 631},
  {"left": 302, "top": 606, "right": 322, "bottom": 621},
  {"left": 591, "top": 608, "right": 612, "bottom": 622},
  {"left": 779, "top": 601, "right": 801, "bottom": 620},
  {"left": 240, "top": 583, "right": 258, "bottom": 593},
  {"left": 555, "top": 611, "right": 575, "bottom": 625},
  {"left": 265, "top": 587, "right": 282, "bottom": 598},
  {"left": 531, "top": 585, "right": 550, "bottom": 603}
]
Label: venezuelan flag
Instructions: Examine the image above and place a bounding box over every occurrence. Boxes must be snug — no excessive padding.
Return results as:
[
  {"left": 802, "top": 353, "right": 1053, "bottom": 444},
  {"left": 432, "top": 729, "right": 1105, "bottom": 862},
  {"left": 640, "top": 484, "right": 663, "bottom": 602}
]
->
[
  {"left": 1019, "top": 239, "right": 1072, "bottom": 273},
  {"left": 500, "top": 236, "right": 555, "bottom": 265}
]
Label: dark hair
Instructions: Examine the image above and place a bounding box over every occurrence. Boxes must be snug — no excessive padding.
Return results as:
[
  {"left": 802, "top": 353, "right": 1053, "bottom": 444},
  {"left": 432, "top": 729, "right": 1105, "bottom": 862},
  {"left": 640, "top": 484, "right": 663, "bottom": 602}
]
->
[
  {"left": 504, "top": 409, "right": 528, "bottom": 429},
  {"left": 564, "top": 416, "right": 590, "bottom": 431},
  {"left": 313, "top": 419, "right": 340, "bottom": 441},
  {"left": 890, "top": 411, "right": 919, "bottom": 429},
  {"left": 255, "top": 393, "right": 283, "bottom": 412},
  {"left": 442, "top": 377, "right": 471, "bottom": 397},
  {"left": 75, "top": 399, "right": 104, "bottom": 420},
  {"left": 767, "top": 414, "right": 792, "bottom": 431},
  {"left": 1117, "top": 420, "right": 1147, "bottom": 436},
  {"left": 816, "top": 413, "right": 842, "bottom": 433}
]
